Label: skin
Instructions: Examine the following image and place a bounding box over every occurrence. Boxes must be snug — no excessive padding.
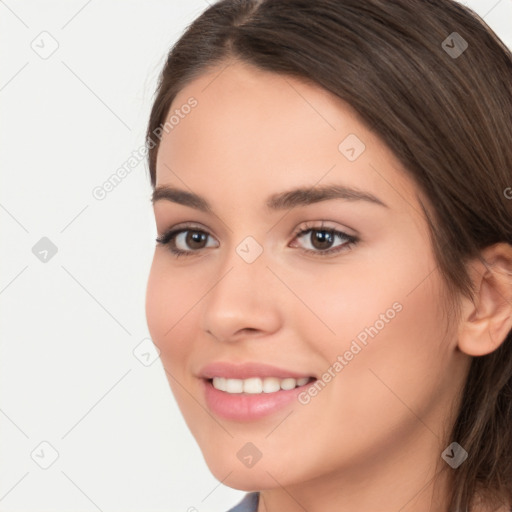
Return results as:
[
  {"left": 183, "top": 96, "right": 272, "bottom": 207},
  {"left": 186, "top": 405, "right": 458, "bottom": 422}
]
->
[{"left": 145, "top": 59, "right": 512, "bottom": 512}]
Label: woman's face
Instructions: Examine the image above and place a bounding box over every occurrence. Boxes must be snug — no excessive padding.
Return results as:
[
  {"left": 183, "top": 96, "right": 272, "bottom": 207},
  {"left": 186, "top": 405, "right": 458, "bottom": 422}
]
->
[{"left": 146, "top": 60, "right": 470, "bottom": 494}]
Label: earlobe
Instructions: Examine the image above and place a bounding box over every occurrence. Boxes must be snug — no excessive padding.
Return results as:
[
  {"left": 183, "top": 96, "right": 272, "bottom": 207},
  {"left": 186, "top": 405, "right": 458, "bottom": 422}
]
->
[{"left": 457, "top": 243, "right": 512, "bottom": 357}]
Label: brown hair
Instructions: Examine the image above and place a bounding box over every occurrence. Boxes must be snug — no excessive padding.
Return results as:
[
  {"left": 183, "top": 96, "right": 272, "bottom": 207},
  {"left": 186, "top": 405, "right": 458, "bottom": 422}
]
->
[{"left": 145, "top": 1, "right": 512, "bottom": 510}]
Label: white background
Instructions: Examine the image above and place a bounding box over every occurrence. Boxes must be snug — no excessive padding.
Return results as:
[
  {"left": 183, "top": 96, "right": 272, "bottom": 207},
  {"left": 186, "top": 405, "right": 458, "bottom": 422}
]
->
[{"left": 1, "top": 1, "right": 511, "bottom": 511}]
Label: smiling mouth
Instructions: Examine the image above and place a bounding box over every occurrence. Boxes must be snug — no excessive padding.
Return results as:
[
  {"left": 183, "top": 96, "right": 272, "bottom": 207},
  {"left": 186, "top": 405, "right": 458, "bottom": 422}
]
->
[{"left": 206, "top": 376, "right": 317, "bottom": 394}]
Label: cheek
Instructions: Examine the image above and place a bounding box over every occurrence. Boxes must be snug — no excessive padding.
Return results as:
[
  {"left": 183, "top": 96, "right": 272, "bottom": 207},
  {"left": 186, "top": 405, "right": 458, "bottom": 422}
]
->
[
  {"left": 314, "top": 273, "right": 448, "bottom": 447},
  {"left": 145, "top": 254, "right": 195, "bottom": 360},
  {"left": 285, "top": 247, "right": 450, "bottom": 452},
  {"left": 145, "top": 256, "right": 204, "bottom": 424},
  {"left": 145, "top": 257, "right": 170, "bottom": 346}
]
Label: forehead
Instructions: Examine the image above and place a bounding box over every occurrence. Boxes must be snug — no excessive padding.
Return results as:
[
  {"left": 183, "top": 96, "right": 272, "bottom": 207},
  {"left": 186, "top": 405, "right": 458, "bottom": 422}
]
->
[{"left": 155, "top": 60, "right": 422, "bottom": 217}]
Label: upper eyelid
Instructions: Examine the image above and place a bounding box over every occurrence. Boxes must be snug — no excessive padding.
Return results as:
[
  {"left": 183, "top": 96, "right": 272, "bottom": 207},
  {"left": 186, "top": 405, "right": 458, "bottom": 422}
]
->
[
  {"left": 158, "top": 221, "right": 351, "bottom": 238},
  {"left": 157, "top": 222, "right": 218, "bottom": 241},
  {"left": 158, "top": 223, "right": 355, "bottom": 247}
]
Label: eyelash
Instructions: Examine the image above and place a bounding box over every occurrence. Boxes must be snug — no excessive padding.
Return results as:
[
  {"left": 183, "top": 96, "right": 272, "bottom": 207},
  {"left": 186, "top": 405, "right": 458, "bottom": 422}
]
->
[{"left": 155, "top": 221, "right": 359, "bottom": 258}]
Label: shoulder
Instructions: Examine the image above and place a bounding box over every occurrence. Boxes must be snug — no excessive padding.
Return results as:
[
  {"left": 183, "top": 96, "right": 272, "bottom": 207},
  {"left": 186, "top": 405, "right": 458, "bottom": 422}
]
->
[{"left": 225, "top": 491, "right": 259, "bottom": 512}]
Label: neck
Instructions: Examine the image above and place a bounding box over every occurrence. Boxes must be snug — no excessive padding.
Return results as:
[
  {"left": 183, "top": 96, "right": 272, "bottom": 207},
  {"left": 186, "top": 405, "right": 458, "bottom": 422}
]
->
[{"left": 256, "top": 430, "right": 453, "bottom": 512}]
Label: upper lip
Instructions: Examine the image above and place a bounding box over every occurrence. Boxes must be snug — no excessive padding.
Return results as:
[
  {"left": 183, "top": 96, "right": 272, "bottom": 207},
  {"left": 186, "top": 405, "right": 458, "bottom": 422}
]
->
[{"left": 199, "top": 361, "right": 315, "bottom": 380}]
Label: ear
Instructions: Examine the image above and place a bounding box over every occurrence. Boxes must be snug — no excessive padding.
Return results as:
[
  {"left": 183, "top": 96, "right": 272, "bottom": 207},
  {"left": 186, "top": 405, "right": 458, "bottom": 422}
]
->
[{"left": 457, "top": 243, "right": 512, "bottom": 357}]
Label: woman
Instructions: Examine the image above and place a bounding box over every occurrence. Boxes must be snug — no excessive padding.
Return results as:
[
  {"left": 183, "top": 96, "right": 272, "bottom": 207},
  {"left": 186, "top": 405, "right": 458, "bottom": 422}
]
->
[{"left": 144, "top": 1, "right": 512, "bottom": 511}]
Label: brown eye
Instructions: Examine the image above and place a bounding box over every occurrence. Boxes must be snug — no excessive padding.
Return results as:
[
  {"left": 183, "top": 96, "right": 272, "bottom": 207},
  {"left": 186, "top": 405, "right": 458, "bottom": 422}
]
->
[
  {"left": 292, "top": 226, "right": 358, "bottom": 257},
  {"left": 185, "top": 231, "right": 209, "bottom": 249},
  {"left": 155, "top": 226, "right": 219, "bottom": 257},
  {"left": 309, "top": 230, "right": 335, "bottom": 250}
]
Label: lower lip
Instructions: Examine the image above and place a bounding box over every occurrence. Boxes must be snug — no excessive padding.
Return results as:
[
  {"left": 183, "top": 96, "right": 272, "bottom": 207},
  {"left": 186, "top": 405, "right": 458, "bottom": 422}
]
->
[{"left": 202, "top": 378, "right": 316, "bottom": 421}]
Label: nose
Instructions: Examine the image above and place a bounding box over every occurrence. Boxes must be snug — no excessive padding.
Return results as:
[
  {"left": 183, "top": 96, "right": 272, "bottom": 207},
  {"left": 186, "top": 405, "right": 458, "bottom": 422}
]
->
[{"left": 200, "top": 244, "right": 282, "bottom": 343}]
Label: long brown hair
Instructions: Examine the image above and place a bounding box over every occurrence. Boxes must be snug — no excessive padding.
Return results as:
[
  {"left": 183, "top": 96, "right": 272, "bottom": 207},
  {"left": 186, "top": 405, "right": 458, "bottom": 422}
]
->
[{"left": 145, "top": 1, "right": 512, "bottom": 510}]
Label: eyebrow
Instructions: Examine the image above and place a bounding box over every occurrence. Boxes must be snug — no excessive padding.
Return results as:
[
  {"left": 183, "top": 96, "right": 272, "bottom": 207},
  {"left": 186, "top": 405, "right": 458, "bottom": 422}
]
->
[{"left": 151, "top": 183, "right": 389, "bottom": 211}]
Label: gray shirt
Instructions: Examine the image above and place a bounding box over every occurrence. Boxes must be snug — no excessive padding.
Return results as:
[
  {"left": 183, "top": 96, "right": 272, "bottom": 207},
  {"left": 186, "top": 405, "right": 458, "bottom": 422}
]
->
[
  {"left": 225, "top": 492, "right": 511, "bottom": 511},
  {"left": 226, "top": 492, "right": 259, "bottom": 512}
]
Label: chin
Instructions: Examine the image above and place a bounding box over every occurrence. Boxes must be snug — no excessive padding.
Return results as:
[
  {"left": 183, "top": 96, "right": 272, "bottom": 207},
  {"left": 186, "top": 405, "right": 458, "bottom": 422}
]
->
[{"left": 202, "top": 454, "right": 288, "bottom": 491}]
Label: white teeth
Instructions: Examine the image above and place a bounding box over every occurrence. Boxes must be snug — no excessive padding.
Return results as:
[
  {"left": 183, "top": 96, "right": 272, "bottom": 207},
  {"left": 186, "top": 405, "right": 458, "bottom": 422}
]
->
[
  {"left": 280, "top": 378, "right": 296, "bottom": 390},
  {"left": 212, "top": 377, "right": 227, "bottom": 391},
  {"left": 225, "top": 378, "right": 243, "bottom": 393},
  {"left": 262, "top": 377, "right": 281, "bottom": 393},
  {"left": 211, "top": 376, "right": 312, "bottom": 394},
  {"left": 243, "top": 377, "right": 262, "bottom": 394}
]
